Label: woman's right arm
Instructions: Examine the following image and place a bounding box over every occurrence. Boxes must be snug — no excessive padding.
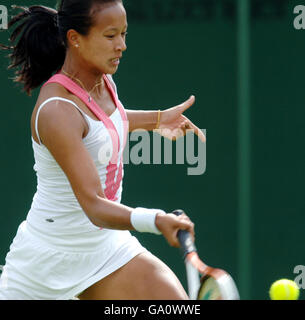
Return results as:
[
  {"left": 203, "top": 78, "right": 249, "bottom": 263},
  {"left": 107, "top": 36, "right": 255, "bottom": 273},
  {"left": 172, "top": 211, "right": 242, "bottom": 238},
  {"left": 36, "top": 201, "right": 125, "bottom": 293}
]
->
[{"left": 37, "top": 100, "right": 194, "bottom": 247}]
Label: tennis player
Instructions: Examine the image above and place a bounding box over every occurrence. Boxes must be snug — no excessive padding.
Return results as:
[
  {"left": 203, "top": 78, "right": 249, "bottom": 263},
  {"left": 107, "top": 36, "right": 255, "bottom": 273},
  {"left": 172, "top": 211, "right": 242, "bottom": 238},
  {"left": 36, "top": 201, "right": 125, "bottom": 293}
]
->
[{"left": 0, "top": 0, "right": 205, "bottom": 300}]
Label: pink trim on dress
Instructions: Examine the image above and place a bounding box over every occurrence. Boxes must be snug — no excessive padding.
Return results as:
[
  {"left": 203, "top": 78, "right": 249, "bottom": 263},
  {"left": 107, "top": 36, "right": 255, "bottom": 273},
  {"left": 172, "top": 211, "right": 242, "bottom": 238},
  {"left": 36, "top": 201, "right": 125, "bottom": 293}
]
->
[{"left": 43, "top": 73, "right": 128, "bottom": 202}]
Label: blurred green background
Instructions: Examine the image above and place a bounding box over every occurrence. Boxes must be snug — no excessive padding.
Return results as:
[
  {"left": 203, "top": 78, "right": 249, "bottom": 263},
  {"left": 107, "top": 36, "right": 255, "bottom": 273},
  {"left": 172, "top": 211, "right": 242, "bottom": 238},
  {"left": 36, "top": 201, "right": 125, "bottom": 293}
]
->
[{"left": 0, "top": 0, "right": 305, "bottom": 300}]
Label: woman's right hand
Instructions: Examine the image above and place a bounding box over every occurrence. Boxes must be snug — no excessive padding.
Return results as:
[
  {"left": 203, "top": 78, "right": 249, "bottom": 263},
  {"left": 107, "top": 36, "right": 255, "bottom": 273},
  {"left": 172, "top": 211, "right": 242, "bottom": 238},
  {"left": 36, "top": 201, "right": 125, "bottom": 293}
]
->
[{"left": 155, "top": 212, "right": 195, "bottom": 248}]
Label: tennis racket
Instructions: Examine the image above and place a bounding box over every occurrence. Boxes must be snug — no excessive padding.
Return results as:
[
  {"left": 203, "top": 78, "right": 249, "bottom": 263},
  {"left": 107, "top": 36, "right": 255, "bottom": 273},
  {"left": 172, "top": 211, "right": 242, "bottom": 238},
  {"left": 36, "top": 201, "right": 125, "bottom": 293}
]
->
[{"left": 173, "top": 209, "right": 240, "bottom": 300}]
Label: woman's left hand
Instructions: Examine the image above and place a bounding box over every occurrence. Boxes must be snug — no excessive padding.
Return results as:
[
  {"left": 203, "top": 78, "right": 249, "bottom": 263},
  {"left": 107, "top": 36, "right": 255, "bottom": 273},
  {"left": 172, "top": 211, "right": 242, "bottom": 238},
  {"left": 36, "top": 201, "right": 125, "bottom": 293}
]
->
[{"left": 155, "top": 95, "right": 206, "bottom": 142}]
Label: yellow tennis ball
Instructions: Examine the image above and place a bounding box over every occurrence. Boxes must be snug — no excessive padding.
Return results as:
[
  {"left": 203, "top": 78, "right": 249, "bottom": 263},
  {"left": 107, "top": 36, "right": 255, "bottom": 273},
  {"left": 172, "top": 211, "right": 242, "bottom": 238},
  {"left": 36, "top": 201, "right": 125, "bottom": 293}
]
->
[{"left": 269, "top": 279, "right": 300, "bottom": 300}]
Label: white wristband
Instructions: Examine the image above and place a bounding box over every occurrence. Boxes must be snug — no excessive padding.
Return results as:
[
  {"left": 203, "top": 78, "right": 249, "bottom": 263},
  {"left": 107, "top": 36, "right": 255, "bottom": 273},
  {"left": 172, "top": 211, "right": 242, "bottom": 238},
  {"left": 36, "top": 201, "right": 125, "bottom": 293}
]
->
[{"left": 130, "top": 207, "right": 165, "bottom": 235}]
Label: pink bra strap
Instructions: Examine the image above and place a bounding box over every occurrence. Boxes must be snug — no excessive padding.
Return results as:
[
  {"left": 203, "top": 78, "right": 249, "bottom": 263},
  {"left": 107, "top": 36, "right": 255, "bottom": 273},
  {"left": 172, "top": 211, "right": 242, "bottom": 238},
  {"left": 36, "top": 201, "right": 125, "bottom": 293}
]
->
[
  {"left": 43, "top": 74, "right": 113, "bottom": 126},
  {"left": 43, "top": 73, "right": 123, "bottom": 163},
  {"left": 43, "top": 73, "right": 128, "bottom": 202},
  {"left": 103, "top": 75, "right": 129, "bottom": 149}
]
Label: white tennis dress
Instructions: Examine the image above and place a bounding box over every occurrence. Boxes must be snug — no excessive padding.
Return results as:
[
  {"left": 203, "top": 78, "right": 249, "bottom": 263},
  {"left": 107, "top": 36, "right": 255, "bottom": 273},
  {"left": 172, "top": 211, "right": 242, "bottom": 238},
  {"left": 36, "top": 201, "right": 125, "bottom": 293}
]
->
[{"left": 0, "top": 76, "right": 147, "bottom": 300}]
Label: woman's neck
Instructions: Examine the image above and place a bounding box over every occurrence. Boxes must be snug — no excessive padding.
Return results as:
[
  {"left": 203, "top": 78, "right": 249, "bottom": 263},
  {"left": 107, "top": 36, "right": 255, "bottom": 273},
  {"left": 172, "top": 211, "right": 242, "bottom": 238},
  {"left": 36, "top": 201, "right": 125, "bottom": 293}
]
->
[{"left": 60, "top": 52, "right": 104, "bottom": 97}]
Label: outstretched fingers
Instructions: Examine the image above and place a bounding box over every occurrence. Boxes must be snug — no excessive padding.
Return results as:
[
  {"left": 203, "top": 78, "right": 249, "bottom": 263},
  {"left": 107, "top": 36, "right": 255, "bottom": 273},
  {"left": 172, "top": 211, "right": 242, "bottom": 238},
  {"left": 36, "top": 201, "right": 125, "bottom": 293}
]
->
[
  {"left": 178, "top": 95, "right": 196, "bottom": 113},
  {"left": 177, "top": 97, "right": 206, "bottom": 143},
  {"left": 182, "top": 116, "right": 206, "bottom": 143}
]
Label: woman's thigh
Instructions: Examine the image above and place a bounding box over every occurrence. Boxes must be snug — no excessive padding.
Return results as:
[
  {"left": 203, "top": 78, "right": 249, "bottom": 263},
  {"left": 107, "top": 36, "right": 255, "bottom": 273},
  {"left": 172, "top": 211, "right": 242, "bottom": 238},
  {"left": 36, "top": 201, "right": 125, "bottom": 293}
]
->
[{"left": 78, "top": 251, "right": 189, "bottom": 300}]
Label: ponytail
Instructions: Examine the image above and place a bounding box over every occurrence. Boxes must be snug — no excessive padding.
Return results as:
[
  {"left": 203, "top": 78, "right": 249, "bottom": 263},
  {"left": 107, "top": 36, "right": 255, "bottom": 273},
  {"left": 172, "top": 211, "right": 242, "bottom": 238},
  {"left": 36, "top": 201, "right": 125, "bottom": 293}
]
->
[
  {"left": 1, "top": 0, "right": 123, "bottom": 96},
  {"left": 0, "top": 5, "right": 66, "bottom": 95}
]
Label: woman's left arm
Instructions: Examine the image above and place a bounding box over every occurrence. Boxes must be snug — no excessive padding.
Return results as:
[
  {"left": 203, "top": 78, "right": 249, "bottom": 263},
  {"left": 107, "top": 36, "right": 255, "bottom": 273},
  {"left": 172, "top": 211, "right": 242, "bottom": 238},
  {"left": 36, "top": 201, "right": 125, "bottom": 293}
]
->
[
  {"left": 125, "top": 109, "right": 160, "bottom": 132},
  {"left": 126, "top": 95, "right": 206, "bottom": 143}
]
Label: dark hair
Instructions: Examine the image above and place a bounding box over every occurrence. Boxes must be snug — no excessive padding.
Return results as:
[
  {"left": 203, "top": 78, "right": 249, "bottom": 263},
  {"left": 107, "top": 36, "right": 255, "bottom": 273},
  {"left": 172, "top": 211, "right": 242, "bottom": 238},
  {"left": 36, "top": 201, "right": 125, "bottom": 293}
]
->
[{"left": 0, "top": 0, "right": 122, "bottom": 95}]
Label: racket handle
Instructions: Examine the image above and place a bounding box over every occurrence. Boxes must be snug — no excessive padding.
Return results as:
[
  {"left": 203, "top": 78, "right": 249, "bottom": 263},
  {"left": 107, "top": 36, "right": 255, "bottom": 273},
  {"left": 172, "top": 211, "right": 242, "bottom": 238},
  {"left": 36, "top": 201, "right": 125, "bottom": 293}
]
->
[{"left": 172, "top": 209, "right": 197, "bottom": 256}]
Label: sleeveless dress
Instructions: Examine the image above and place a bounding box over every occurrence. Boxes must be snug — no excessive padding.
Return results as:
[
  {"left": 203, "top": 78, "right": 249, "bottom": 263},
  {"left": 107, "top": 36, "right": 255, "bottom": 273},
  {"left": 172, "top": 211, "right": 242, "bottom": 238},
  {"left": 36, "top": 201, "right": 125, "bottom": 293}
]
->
[{"left": 0, "top": 74, "right": 147, "bottom": 300}]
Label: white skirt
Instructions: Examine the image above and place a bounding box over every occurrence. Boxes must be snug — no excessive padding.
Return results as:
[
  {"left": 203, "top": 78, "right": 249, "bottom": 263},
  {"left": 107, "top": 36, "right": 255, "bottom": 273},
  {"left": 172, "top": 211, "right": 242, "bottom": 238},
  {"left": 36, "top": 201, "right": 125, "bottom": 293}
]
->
[{"left": 0, "top": 221, "right": 147, "bottom": 300}]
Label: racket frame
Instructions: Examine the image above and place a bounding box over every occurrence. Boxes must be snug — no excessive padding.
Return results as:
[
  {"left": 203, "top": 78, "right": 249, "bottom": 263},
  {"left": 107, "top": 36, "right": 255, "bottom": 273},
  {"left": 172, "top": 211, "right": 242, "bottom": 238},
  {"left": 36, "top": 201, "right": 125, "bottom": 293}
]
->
[
  {"left": 185, "top": 259, "right": 201, "bottom": 300},
  {"left": 173, "top": 209, "right": 240, "bottom": 300}
]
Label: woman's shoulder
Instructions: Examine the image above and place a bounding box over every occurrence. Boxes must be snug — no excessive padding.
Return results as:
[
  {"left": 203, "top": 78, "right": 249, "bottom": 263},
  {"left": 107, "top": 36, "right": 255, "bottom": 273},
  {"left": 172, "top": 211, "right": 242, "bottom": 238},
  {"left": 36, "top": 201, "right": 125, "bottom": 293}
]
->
[
  {"left": 32, "top": 82, "right": 83, "bottom": 129},
  {"left": 35, "top": 82, "right": 72, "bottom": 107},
  {"left": 31, "top": 83, "right": 87, "bottom": 145}
]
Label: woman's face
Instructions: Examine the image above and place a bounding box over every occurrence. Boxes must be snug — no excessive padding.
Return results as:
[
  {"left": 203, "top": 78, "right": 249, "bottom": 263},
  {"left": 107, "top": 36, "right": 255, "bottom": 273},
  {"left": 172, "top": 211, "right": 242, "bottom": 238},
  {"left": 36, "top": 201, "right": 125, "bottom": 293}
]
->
[{"left": 77, "top": 2, "right": 128, "bottom": 75}]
